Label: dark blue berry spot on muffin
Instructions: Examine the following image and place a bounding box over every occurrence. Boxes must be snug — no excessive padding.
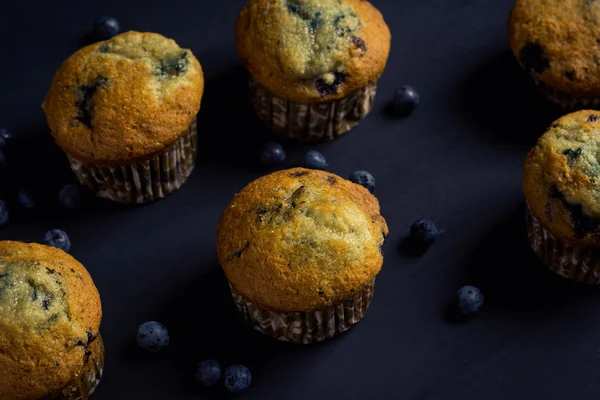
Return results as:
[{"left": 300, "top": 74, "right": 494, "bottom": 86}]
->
[
  {"left": 565, "top": 70, "right": 576, "bottom": 81},
  {"left": 519, "top": 42, "right": 550, "bottom": 74},
  {"left": 589, "top": 114, "right": 599, "bottom": 122},
  {"left": 563, "top": 147, "right": 583, "bottom": 161},
  {"left": 309, "top": 12, "right": 323, "bottom": 30},
  {"left": 550, "top": 186, "right": 600, "bottom": 237},
  {"left": 287, "top": 1, "right": 301, "bottom": 13},
  {"left": 326, "top": 176, "right": 336, "bottom": 185},
  {"left": 351, "top": 36, "right": 367, "bottom": 53},
  {"left": 158, "top": 51, "right": 189, "bottom": 78},
  {"left": 27, "top": 279, "right": 38, "bottom": 301},
  {"left": 289, "top": 171, "right": 308, "bottom": 177},
  {"left": 76, "top": 75, "right": 108, "bottom": 129},
  {"left": 315, "top": 72, "right": 345, "bottom": 96},
  {"left": 231, "top": 241, "right": 250, "bottom": 259}
]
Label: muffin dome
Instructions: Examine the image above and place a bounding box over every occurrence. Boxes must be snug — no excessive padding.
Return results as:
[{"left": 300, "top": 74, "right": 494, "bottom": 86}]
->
[
  {"left": 43, "top": 31, "right": 204, "bottom": 164},
  {"left": 236, "top": 0, "right": 391, "bottom": 103},
  {"left": 508, "top": 0, "right": 600, "bottom": 97},
  {"left": 523, "top": 110, "right": 600, "bottom": 246},
  {"left": 0, "top": 241, "right": 102, "bottom": 400},
  {"left": 217, "top": 168, "right": 388, "bottom": 312}
]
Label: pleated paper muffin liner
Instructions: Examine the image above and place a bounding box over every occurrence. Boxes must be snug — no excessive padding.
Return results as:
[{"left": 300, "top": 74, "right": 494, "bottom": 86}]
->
[
  {"left": 249, "top": 76, "right": 377, "bottom": 142},
  {"left": 526, "top": 203, "right": 600, "bottom": 284},
  {"left": 57, "top": 333, "right": 104, "bottom": 400},
  {"left": 532, "top": 75, "right": 600, "bottom": 110},
  {"left": 229, "top": 279, "right": 375, "bottom": 344},
  {"left": 67, "top": 119, "right": 197, "bottom": 204}
]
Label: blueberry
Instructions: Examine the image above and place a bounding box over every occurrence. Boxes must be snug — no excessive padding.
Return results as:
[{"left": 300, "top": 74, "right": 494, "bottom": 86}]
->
[
  {"left": 391, "top": 85, "right": 420, "bottom": 115},
  {"left": 136, "top": 321, "right": 169, "bottom": 353},
  {"left": 0, "top": 200, "right": 9, "bottom": 228},
  {"left": 59, "top": 184, "right": 83, "bottom": 210},
  {"left": 349, "top": 170, "right": 375, "bottom": 193},
  {"left": 93, "top": 17, "right": 120, "bottom": 41},
  {"left": 224, "top": 365, "right": 252, "bottom": 393},
  {"left": 0, "top": 128, "right": 15, "bottom": 148},
  {"left": 197, "top": 359, "right": 222, "bottom": 387},
  {"left": 260, "top": 142, "right": 286, "bottom": 166},
  {"left": 17, "top": 190, "right": 34, "bottom": 209},
  {"left": 410, "top": 220, "right": 442, "bottom": 244},
  {"left": 302, "top": 151, "right": 328, "bottom": 170},
  {"left": 43, "top": 229, "right": 71, "bottom": 252},
  {"left": 456, "top": 285, "right": 484, "bottom": 316}
]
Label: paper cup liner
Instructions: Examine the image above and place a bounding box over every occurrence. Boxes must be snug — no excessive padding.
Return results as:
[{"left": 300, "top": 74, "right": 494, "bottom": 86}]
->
[
  {"left": 526, "top": 203, "right": 600, "bottom": 283},
  {"left": 249, "top": 76, "right": 377, "bottom": 142},
  {"left": 67, "top": 118, "right": 197, "bottom": 204},
  {"left": 56, "top": 333, "right": 104, "bottom": 400},
  {"left": 229, "top": 279, "right": 375, "bottom": 344},
  {"left": 531, "top": 75, "right": 600, "bottom": 110}
]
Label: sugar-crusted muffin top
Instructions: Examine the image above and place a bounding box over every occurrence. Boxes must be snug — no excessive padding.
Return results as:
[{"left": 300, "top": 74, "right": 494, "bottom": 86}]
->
[
  {"left": 508, "top": 0, "right": 600, "bottom": 95},
  {"left": 236, "top": 0, "right": 390, "bottom": 103},
  {"left": 0, "top": 242, "right": 102, "bottom": 400},
  {"left": 43, "top": 31, "right": 204, "bottom": 164},
  {"left": 217, "top": 168, "right": 389, "bottom": 312},
  {"left": 523, "top": 110, "right": 600, "bottom": 246}
]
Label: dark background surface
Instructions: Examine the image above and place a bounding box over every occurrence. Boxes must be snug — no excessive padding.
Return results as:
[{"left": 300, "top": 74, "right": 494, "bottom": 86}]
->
[{"left": 1, "top": 0, "right": 598, "bottom": 399}]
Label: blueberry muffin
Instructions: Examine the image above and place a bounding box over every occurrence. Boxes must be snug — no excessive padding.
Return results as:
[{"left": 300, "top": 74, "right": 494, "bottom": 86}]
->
[
  {"left": 43, "top": 31, "right": 204, "bottom": 204},
  {"left": 236, "top": 0, "right": 391, "bottom": 141},
  {"left": 217, "top": 168, "right": 388, "bottom": 343},
  {"left": 524, "top": 110, "right": 600, "bottom": 282},
  {"left": 508, "top": 0, "right": 600, "bottom": 109},
  {"left": 0, "top": 241, "right": 103, "bottom": 399}
]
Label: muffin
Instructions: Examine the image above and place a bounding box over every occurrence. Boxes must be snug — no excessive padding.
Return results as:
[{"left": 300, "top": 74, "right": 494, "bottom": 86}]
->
[
  {"left": 43, "top": 31, "right": 204, "bottom": 204},
  {"left": 235, "top": 0, "right": 391, "bottom": 141},
  {"left": 523, "top": 110, "right": 600, "bottom": 282},
  {"left": 0, "top": 241, "right": 103, "bottom": 399},
  {"left": 508, "top": 0, "right": 600, "bottom": 109},
  {"left": 217, "top": 168, "right": 388, "bottom": 343}
]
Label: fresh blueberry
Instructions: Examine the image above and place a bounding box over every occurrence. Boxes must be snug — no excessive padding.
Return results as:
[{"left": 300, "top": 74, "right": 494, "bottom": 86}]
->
[
  {"left": 137, "top": 321, "right": 169, "bottom": 353},
  {"left": 349, "top": 170, "right": 375, "bottom": 193},
  {"left": 17, "top": 190, "right": 34, "bottom": 209},
  {"left": 59, "top": 184, "right": 83, "bottom": 210},
  {"left": 260, "top": 142, "right": 286, "bottom": 166},
  {"left": 410, "top": 220, "right": 442, "bottom": 244},
  {"left": 456, "top": 285, "right": 484, "bottom": 316},
  {"left": 0, "top": 200, "right": 9, "bottom": 228},
  {"left": 391, "top": 85, "right": 420, "bottom": 115},
  {"left": 43, "top": 229, "right": 71, "bottom": 252},
  {"left": 197, "top": 359, "right": 222, "bottom": 387},
  {"left": 0, "top": 128, "right": 15, "bottom": 148},
  {"left": 302, "top": 151, "right": 328, "bottom": 170},
  {"left": 93, "top": 16, "right": 120, "bottom": 41},
  {"left": 224, "top": 365, "right": 252, "bottom": 393}
]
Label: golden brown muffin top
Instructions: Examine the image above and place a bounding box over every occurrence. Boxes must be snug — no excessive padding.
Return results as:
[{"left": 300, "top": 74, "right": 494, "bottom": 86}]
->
[
  {"left": 0, "top": 242, "right": 102, "bottom": 400},
  {"left": 217, "top": 168, "right": 389, "bottom": 312},
  {"left": 43, "top": 31, "right": 204, "bottom": 164},
  {"left": 523, "top": 110, "right": 600, "bottom": 246},
  {"left": 236, "top": 0, "right": 391, "bottom": 104},
  {"left": 508, "top": 0, "right": 600, "bottom": 96}
]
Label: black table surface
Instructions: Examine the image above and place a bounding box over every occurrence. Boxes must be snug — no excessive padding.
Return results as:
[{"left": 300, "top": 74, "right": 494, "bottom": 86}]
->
[{"left": 1, "top": 0, "right": 596, "bottom": 399}]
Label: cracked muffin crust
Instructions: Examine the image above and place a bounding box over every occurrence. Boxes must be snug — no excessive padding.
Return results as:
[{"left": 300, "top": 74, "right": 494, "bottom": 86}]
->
[
  {"left": 508, "top": 0, "right": 600, "bottom": 104},
  {"left": 0, "top": 241, "right": 102, "bottom": 400},
  {"left": 523, "top": 110, "right": 600, "bottom": 246},
  {"left": 217, "top": 168, "right": 389, "bottom": 312},
  {"left": 43, "top": 31, "right": 204, "bottom": 164},
  {"left": 236, "top": 0, "right": 390, "bottom": 103}
]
